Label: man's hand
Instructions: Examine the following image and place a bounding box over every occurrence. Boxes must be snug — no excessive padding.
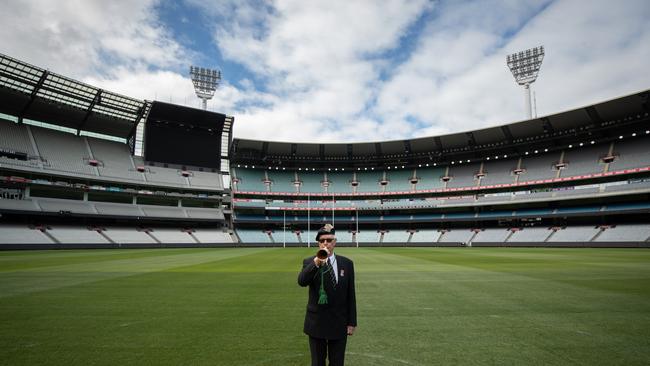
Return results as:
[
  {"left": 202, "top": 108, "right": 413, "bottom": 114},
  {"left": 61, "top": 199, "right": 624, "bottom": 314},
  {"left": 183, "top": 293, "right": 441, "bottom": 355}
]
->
[
  {"left": 313, "top": 256, "right": 327, "bottom": 267},
  {"left": 347, "top": 326, "right": 356, "bottom": 336}
]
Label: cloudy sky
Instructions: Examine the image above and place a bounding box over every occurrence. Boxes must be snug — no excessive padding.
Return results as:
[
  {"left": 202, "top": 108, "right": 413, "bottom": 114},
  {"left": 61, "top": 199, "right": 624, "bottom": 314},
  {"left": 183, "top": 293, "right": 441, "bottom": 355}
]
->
[{"left": 1, "top": 0, "right": 649, "bottom": 143}]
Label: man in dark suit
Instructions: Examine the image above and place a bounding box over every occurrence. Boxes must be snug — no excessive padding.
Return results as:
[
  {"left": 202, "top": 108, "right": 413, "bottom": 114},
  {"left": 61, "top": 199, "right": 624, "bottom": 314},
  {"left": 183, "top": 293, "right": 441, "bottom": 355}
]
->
[{"left": 298, "top": 224, "right": 357, "bottom": 366}]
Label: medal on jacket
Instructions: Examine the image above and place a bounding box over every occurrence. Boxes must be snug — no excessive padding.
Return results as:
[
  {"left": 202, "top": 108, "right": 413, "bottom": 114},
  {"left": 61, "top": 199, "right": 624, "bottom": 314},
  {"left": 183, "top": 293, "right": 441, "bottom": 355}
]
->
[{"left": 340, "top": 269, "right": 345, "bottom": 277}]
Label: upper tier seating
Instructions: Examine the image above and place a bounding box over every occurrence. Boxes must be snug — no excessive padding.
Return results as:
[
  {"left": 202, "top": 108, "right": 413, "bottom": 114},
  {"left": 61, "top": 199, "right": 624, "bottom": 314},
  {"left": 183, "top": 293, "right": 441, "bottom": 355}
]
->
[
  {"left": 355, "top": 171, "right": 383, "bottom": 192},
  {"left": 609, "top": 135, "right": 650, "bottom": 171},
  {"left": 297, "top": 171, "right": 325, "bottom": 193},
  {"left": 0, "top": 119, "right": 223, "bottom": 190},
  {"left": 326, "top": 172, "right": 354, "bottom": 194},
  {"left": 0, "top": 120, "right": 31, "bottom": 152},
  {"left": 384, "top": 170, "right": 414, "bottom": 192},
  {"left": 559, "top": 144, "right": 608, "bottom": 177},
  {"left": 230, "top": 135, "right": 650, "bottom": 194},
  {"left": 145, "top": 166, "right": 187, "bottom": 186},
  {"left": 88, "top": 137, "right": 144, "bottom": 182},
  {"left": 233, "top": 168, "right": 267, "bottom": 192},
  {"left": 447, "top": 163, "right": 481, "bottom": 188},
  {"left": 479, "top": 160, "right": 517, "bottom": 186},
  {"left": 31, "top": 125, "right": 96, "bottom": 175},
  {"left": 188, "top": 170, "right": 224, "bottom": 190},
  {"left": 413, "top": 167, "right": 446, "bottom": 190},
  {"left": 268, "top": 171, "right": 298, "bottom": 193},
  {"left": 518, "top": 152, "right": 561, "bottom": 182},
  {"left": 0, "top": 197, "right": 224, "bottom": 221}
]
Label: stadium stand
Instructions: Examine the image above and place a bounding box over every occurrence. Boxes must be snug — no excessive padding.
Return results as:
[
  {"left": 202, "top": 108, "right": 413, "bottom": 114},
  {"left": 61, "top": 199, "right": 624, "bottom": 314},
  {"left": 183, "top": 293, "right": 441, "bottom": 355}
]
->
[
  {"left": 192, "top": 229, "right": 234, "bottom": 244},
  {"left": 413, "top": 167, "right": 446, "bottom": 190},
  {"left": 236, "top": 229, "right": 274, "bottom": 244},
  {"left": 409, "top": 229, "right": 442, "bottom": 243},
  {"left": 297, "top": 171, "right": 325, "bottom": 193},
  {"left": 508, "top": 227, "right": 552, "bottom": 242},
  {"left": 0, "top": 224, "right": 53, "bottom": 244},
  {"left": 355, "top": 171, "right": 384, "bottom": 193},
  {"left": 446, "top": 163, "right": 481, "bottom": 188},
  {"left": 31, "top": 125, "right": 96, "bottom": 175},
  {"left": 559, "top": 144, "right": 608, "bottom": 177},
  {"left": 148, "top": 229, "right": 196, "bottom": 244},
  {"left": 356, "top": 230, "right": 380, "bottom": 243},
  {"left": 188, "top": 170, "right": 223, "bottom": 190},
  {"left": 326, "top": 172, "right": 353, "bottom": 193},
  {"left": 88, "top": 137, "right": 144, "bottom": 181},
  {"left": 382, "top": 229, "right": 410, "bottom": 243},
  {"left": 268, "top": 171, "right": 297, "bottom": 192},
  {"left": 548, "top": 226, "right": 600, "bottom": 242},
  {"left": 145, "top": 166, "right": 187, "bottom": 187},
  {"left": 37, "top": 198, "right": 97, "bottom": 215},
  {"left": 233, "top": 168, "right": 267, "bottom": 192},
  {"left": 472, "top": 228, "right": 512, "bottom": 243},
  {"left": 48, "top": 226, "right": 110, "bottom": 244},
  {"left": 334, "top": 230, "right": 354, "bottom": 243},
  {"left": 439, "top": 229, "right": 474, "bottom": 244},
  {"left": 609, "top": 135, "right": 650, "bottom": 170},
  {"left": 518, "top": 152, "right": 561, "bottom": 182},
  {"left": 3, "top": 53, "right": 650, "bottom": 249},
  {"left": 103, "top": 228, "right": 157, "bottom": 244},
  {"left": 479, "top": 160, "right": 517, "bottom": 186},
  {"left": 385, "top": 169, "right": 414, "bottom": 192},
  {"left": 595, "top": 225, "right": 650, "bottom": 242}
]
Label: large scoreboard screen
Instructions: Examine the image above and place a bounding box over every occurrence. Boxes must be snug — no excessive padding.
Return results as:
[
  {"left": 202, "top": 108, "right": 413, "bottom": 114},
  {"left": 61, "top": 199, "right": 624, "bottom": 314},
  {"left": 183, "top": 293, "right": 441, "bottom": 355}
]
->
[{"left": 144, "top": 102, "right": 226, "bottom": 169}]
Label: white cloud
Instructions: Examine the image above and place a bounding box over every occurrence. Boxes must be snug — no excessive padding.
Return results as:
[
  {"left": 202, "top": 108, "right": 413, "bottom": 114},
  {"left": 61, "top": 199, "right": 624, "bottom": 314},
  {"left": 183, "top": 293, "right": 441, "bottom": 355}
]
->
[
  {"left": 0, "top": 0, "right": 187, "bottom": 78},
  {"left": 193, "top": 0, "right": 433, "bottom": 142},
  {"left": 376, "top": 0, "right": 650, "bottom": 136},
  {"left": 2, "top": 0, "right": 649, "bottom": 145}
]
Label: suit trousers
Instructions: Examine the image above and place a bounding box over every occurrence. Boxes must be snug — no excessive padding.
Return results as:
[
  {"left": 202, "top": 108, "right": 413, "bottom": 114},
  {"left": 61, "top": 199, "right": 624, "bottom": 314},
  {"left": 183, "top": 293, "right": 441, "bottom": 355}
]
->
[{"left": 308, "top": 336, "right": 347, "bottom": 366}]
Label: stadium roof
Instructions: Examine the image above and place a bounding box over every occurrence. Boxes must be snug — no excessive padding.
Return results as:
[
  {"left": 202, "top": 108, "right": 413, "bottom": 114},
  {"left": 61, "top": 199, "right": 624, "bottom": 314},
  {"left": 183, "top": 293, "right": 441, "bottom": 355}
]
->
[
  {"left": 231, "top": 89, "right": 650, "bottom": 168},
  {"left": 0, "top": 53, "right": 150, "bottom": 139}
]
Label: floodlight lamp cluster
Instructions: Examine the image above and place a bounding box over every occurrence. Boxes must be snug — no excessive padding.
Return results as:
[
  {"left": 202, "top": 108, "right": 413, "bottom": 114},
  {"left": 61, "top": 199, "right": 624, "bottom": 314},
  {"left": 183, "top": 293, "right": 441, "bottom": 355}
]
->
[
  {"left": 507, "top": 46, "right": 545, "bottom": 85},
  {"left": 190, "top": 66, "right": 221, "bottom": 100}
]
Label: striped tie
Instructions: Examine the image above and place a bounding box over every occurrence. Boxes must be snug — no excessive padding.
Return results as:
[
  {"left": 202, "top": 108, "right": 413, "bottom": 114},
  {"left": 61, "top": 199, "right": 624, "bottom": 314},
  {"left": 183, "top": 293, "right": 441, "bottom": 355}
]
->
[{"left": 327, "top": 259, "right": 337, "bottom": 289}]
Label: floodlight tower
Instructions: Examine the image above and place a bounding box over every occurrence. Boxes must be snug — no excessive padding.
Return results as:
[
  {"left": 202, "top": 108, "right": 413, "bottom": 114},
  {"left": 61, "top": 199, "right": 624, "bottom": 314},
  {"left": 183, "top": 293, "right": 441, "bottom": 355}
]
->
[
  {"left": 189, "top": 66, "right": 221, "bottom": 110},
  {"left": 507, "top": 46, "right": 545, "bottom": 119}
]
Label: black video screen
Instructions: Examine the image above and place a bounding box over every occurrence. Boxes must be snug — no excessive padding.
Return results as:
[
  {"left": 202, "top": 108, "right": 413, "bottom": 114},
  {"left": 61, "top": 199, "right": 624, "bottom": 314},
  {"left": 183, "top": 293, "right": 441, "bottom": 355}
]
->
[{"left": 144, "top": 102, "right": 226, "bottom": 169}]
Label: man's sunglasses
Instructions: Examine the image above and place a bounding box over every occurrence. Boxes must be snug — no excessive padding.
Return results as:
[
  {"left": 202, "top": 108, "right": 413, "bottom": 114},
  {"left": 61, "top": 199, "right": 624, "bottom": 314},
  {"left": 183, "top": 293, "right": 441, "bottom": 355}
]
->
[{"left": 318, "top": 238, "right": 335, "bottom": 243}]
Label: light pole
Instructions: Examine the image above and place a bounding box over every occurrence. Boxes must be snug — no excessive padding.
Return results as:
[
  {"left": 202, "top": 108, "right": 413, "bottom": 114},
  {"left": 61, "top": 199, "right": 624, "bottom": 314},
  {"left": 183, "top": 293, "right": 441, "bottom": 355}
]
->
[
  {"left": 189, "top": 66, "right": 221, "bottom": 110},
  {"left": 507, "top": 46, "right": 545, "bottom": 119}
]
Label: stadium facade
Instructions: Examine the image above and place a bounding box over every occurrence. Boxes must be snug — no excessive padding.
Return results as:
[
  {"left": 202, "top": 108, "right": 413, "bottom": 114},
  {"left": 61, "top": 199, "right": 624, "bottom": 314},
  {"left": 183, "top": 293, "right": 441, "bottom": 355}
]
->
[{"left": 0, "top": 53, "right": 649, "bottom": 249}]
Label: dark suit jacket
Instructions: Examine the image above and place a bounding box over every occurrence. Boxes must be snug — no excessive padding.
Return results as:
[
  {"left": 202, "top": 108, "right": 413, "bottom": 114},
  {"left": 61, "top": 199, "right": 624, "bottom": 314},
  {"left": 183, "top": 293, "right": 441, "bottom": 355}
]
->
[{"left": 298, "top": 254, "right": 357, "bottom": 340}]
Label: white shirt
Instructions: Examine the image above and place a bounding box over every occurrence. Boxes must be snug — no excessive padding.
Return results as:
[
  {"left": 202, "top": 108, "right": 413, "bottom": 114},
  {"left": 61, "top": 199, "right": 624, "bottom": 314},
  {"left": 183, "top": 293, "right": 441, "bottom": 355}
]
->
[{"left": 329, "top": 253, "right": 338, "bottom": 283}]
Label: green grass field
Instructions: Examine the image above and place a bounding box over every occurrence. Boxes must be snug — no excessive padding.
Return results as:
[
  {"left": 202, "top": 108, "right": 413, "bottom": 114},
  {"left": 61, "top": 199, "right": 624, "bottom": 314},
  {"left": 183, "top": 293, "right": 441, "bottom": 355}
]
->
[{"left": 1, "top": 247, "right": 650, "bottom": 365}]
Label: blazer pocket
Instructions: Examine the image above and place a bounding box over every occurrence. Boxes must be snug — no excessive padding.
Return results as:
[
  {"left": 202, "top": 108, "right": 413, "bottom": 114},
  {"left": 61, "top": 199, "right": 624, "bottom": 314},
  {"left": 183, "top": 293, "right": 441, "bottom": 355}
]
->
[{"left": 307, "top": 304, "right": 319, "bottom": 313}]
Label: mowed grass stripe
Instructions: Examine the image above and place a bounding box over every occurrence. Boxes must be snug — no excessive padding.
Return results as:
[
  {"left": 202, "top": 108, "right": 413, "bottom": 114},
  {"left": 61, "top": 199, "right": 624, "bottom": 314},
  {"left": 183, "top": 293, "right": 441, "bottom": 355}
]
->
[
  {"left": 0, "top": 248, "right": 649, "bottom": 365},
  {"left": 0, "top": 249, "right": 219, "bottom": 272},
  {"left": 0, "top": 248, "right": 272, "bottom": 298}
]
